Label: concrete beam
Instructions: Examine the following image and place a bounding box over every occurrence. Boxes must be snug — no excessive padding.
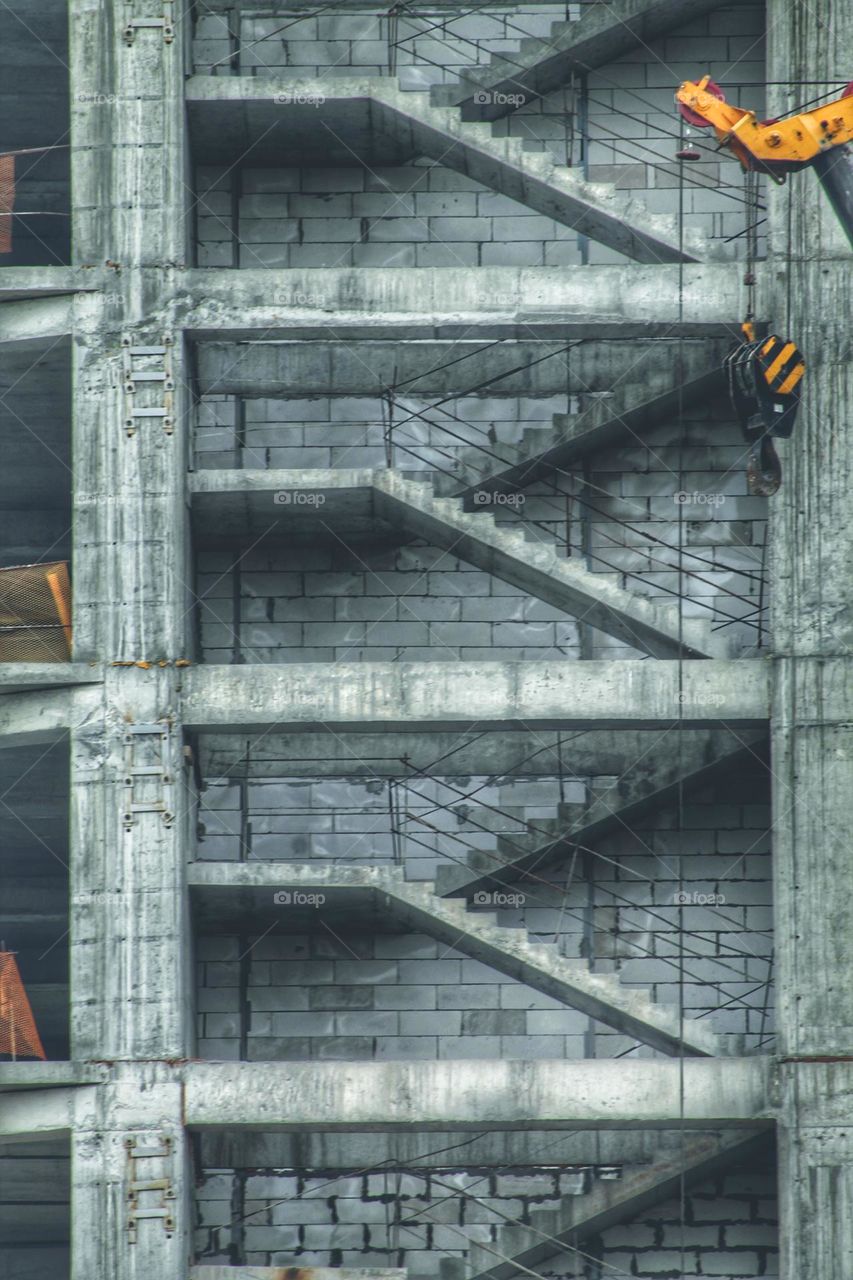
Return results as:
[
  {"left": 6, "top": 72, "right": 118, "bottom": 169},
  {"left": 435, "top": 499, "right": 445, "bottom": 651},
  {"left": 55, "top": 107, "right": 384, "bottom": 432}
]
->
[
  {"left": 195, "top": 339, "right": 723, "bottom": 399},
  {"left": 0, "top": 267, "right": 102, "bottom": 302},
  {"left": 182, "top": 660, "right": 769, "bottom": 733},
  {"left": 0, "top": 664, "right": 101, "bottom": 694},
  {"left": 0, "top": 688, "right": 77, "bottom": 749},
  {"left": 0, "top": 1086, "right": 88, "bottom": 1143},
  {"left": 0, "top": 1063, "right": 106, "bottom": 1095},
  {"left": 0, "top": 297, "right": 74, "bottom": 346},
  {"left": 178, "top": 266, "right": 746, "bottom": 341},
  {"left": 199, "top": 1129, "right": 678, "bottom": 1172},
  {"left": 197, "top": 727, "right": 741, "bottom": 780},
  {"left": 182, "top": 1058, "right": 772, "bottom": 1131}
]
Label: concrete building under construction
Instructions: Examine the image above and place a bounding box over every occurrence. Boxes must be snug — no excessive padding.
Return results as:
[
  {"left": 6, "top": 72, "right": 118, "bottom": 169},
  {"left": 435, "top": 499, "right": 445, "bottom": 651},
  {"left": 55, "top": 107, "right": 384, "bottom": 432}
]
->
[{"left": 0, "top": 1, "right": 851, "bottom": 1277}]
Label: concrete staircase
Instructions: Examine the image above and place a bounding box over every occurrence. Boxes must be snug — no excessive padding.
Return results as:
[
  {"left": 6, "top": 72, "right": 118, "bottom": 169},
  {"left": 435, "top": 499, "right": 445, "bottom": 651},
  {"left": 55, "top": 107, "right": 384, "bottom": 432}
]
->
[
  {"left": 462, "top": 1130, "right": 767, "bottom": 1280},
  {"left": 367, "top": 77, "right": 706, "bottom": 264},
  {"left": 435, "top": 733, "right": 767, "bottom": 897},
  {"left": 431, "top": 366, "right": 727, "bottom": 498},
  {"left": 431, "top": 0, "right": 731, "bottom": 121},
  {"left": 188, "top": 76, "right": 712, "bottom": 264},
  {"left": 372, "top": 469, "right": 729, "bottom": 659},
  {"left": 384, "top": 869, "right": 717, "bottom": 1055},
  {"left": 189, "top": 861, "right": 720, "bottom": 1057}
]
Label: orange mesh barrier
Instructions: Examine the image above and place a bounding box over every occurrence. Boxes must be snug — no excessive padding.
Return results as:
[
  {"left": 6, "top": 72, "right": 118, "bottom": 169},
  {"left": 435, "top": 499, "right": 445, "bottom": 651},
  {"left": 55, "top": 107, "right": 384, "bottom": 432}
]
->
[
  {"left": 0, "top": 561, "right": 72, "bottom": 661},
  {"left": 0, "top": 952, "right": 45, "bottom": 1060},
  {"left": 0, "top": 154, "right": 14, "bottom": 254}
]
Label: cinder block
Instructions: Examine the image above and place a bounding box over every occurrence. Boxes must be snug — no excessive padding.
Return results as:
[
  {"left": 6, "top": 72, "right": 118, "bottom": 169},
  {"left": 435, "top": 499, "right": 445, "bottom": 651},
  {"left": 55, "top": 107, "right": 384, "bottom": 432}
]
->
[
  {"left": 374, "top": 985, "right": 437, "bottom": 1010},
  {"left": 691, "top": 1196, "right": 753, "bottom": 1222},
  {"left": 375, "top": 1035, "right": 438, "bottom": 1059},
  {"left": 335, "top": 1011, "right": 399, "bottom": 1035},
  {"left": 437, "top": 983, "right": 500, "bottom": 1009},
  {"left": 399, "top": 1010, "right": 462, "bottom": 1035},
  {"left": 460, "top": 1009, "right": 525, "bottom": 1035},
  {"left": 481, "top": 242, "right": 544, "bottom": 266},
  {"left": 698, "top": 1253, "right": 763, "bottom": 1275},
  {"left": 353, "top": 243, "right": 417, "bottom": 266},
  {"left": 271, "top": 1199, "right": 333, "bottom": 1225},
  {"left": 334, "top": 959, "right": 400, "bottom": 984},
  {"left": 309, "top": 984, "right": 374, "bottom": 1009},
  {"left": 438, "top": 1036, "right": 502, "bottom": 1059},
  {"left": 415, "top": 243, "right": 480, "bottom": 267}
]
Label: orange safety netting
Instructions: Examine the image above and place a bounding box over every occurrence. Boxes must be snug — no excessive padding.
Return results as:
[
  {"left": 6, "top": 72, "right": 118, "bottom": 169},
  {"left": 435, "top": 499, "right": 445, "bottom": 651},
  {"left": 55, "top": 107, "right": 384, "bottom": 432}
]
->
[
  {"left": 0, "top": 951, "right": 45, "bottom": 1060},
  {"left": 0, "top": 154, "right": 14, "bottom": 254},
  {"left": 0, "top": 560, "right": 72, "bottom": 661}
]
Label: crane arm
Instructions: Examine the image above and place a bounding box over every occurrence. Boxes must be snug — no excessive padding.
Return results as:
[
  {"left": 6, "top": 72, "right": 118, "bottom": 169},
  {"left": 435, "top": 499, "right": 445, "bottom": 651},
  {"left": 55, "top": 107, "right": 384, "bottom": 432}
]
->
[{"left": 675, "top": 76, "right": 853, "bottom": 174}]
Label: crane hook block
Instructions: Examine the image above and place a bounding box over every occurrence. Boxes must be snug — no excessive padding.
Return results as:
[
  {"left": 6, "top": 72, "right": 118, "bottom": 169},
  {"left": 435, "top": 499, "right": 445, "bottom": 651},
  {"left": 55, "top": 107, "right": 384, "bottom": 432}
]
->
[{"left": 724, "top": 335, "right": 805, "bottom": 496}]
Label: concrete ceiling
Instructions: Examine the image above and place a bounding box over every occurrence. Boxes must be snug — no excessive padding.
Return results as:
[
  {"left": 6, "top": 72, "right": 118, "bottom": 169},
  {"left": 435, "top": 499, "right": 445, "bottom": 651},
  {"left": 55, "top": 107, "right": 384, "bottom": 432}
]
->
[
  {"left": 195, "top": 727, "right": 765, "bottom": 780},
  {"left": 194, "top": 338, "right": 728, "bottom": 399},
  {"left": 189, "top": 94, "right": 411, "bottom": 167},
  {"left": 0, "top": 0, "right": 70, "bottom": 267},
  {"left": 192, "top": 476, "right": 384, "bottom": 546}
]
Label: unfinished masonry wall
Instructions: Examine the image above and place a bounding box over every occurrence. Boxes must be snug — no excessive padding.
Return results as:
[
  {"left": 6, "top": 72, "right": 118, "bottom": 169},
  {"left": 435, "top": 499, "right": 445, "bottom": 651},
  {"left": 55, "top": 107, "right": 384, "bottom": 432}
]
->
[
  {"left": 195, "top": 394, "right": 767, "bottom": 661},
  {"left": 192, "top": 3, "right": 763, "bottom": 264},
  {"left": 196, "top": 761, "right": 773, "bottom": 1061},
  {"left": 192, "top": 4, "right": 765, "bottom": 264},
  {"left": 194, "top": 1158, "right": 779, "bottom": 1277}
]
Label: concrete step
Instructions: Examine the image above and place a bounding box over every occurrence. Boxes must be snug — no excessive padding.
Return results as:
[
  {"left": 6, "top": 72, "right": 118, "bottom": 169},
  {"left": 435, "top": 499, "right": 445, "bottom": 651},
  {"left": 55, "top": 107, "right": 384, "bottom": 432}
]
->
[
  {"left": 366, "top": 78, "right": 706, "bottom": 264},
  {"left": 435, "top": 733, "right": 766, "bottom": 897},
  {"left": 432, "top": 0, "right": 728, "bottom": 123},
  {"left": 372, "top": 470, "right": 729, "bottom": 659},
  {"left": 431, "top": 363, "right": 727, "bottom": 498},
  {"left": 466, "top": 1131, "right": 767, "bottom": 1280},
  {"left": 383, "top": 876, "right": 719, "bottom": 1057}
]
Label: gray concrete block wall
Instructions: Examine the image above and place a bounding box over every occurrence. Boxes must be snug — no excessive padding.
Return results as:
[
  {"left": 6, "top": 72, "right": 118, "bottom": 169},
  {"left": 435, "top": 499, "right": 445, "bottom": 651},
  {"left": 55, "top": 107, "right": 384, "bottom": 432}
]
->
[
  {"left": 193, "top": 7, "right": 565, "bottom": 83},
  {"left": 194, "top": 163, "right": 591, "bottom": 270},
  {"left": 195, "top": 763, "right": 773, "bottom": 1059},
  {"left": 488, "top": 399, "right": 768, "bottom": 658},
  {"left": 194, "top": 390, "right": 767, "bottom": 661},
  {"left": 194, "top": 1160, "right": 778, "bottom": 1277},
  {"left": 197, "top": 773, "right": 584, "bottom": 877},
  {"left": 196, "top": 541, "right": 589, "bottom": 664},
  {"left": 196, "top": 928, "right": 609, "bottom": 1066},
  {"left": 578, "top": 5, "right": 767, "bottom": 257},
  {"left": 542, "top": 1165, "right": 778, "bottom": 1278},
  {"left": 194, "top": 1161, "right": 591, "bottom": 1271},
  {"left": 194, "top": 393, "right": 564, "bottom": 472},
  {"left": 192, "top": 6, "right": 763, "bottom": 264}
]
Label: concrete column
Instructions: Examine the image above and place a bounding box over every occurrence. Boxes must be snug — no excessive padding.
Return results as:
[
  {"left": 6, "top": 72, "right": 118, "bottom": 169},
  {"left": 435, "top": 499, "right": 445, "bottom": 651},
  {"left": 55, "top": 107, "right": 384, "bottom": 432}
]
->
[
  {"left": 71, "top": 1077, "right": 191, "bottom": 1280},
  {"left": 767, "top": 2, "right": 853, "bottom": 1274},
  {"left": 68, "top": 4, "right": 192, "bottom": 1279}
]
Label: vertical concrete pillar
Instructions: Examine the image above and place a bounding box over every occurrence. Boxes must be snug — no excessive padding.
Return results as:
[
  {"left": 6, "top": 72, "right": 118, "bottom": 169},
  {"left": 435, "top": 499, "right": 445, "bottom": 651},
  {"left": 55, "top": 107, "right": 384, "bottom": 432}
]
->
[
  {"left": 766, "top": 2, "right": 853, "bottom": 1274},
  {"left": 72, "top": 1078, "right": 191, "bottom": 1280},
  {"left": 68, "top": 3, "right": 192, "bottom": 1278}
]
